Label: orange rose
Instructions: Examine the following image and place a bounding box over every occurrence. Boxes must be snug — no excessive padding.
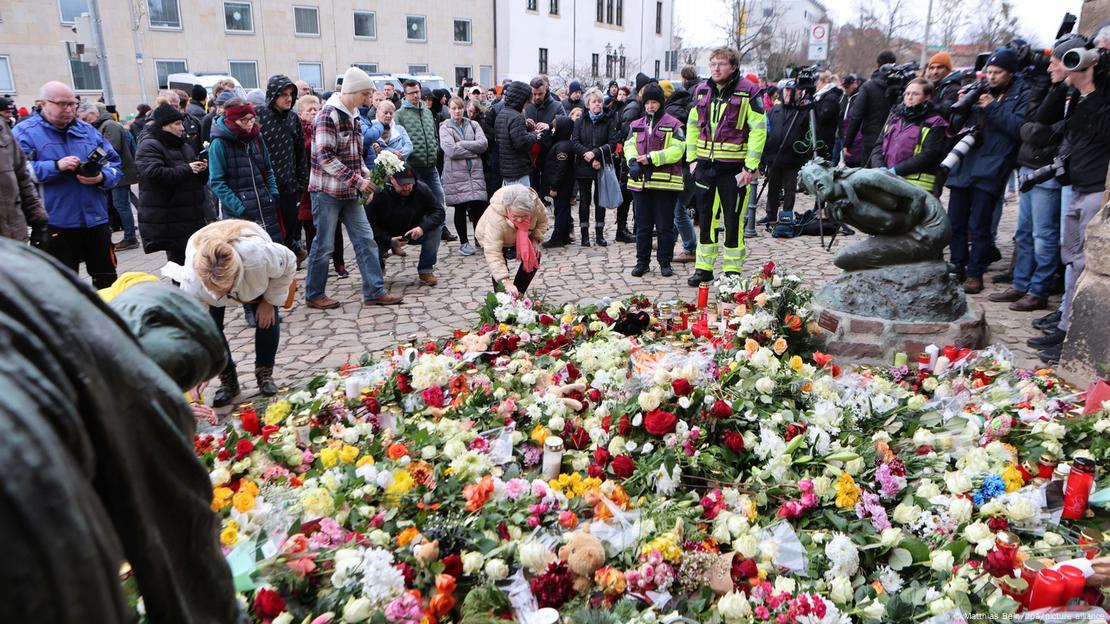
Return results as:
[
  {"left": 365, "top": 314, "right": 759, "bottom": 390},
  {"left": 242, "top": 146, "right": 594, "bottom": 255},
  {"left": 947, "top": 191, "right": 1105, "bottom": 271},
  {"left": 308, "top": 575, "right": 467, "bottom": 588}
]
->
[
  {"left": 397, "top": 526, "right": 421, "bottom": 547},
  {"left": 783, "top": 314, "right": 803, "bottom": 332},
  {"left": 387, "top": 442, "right": 409, "bottom": 460},
  {"left": 463, "top": 475, "right": 494, "bottom": 512}
]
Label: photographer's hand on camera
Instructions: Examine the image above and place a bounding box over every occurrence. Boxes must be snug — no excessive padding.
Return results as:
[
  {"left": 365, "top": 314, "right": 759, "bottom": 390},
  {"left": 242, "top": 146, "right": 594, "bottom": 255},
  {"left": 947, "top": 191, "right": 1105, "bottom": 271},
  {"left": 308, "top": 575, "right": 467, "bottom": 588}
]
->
[
  {"left": 76, "top": 172, "right": 104, "bottom": 185},
  {"left": 56, "top": 155, "right": 80, "bottom": 172}
]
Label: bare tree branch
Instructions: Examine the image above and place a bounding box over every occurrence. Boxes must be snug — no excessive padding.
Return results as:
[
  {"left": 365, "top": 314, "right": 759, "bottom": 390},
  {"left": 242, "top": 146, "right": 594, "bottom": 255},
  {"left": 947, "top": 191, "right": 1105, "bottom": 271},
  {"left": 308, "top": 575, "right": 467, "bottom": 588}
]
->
[
  {"left": 935, "top": 0, "right": 970, "bottom": 49},
  {"left": 970, "top": 0, "right": 1019, "bottom": 50}
]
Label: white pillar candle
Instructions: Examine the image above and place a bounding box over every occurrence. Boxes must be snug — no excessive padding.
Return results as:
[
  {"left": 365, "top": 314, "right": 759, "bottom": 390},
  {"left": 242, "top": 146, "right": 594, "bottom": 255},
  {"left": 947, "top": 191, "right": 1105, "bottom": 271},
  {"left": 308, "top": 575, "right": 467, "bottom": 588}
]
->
[
  {"left": 344, "top": 375, "right": 364, "bottom": 400},
  {"left": 925, "top": 344, "right": 939, "bottom": 370},
  {"left": 542, "top": 436, "right": 564, "bottom": 480},
  {"left": 933, "top": 355, "right": 950, "bottom": 376}
]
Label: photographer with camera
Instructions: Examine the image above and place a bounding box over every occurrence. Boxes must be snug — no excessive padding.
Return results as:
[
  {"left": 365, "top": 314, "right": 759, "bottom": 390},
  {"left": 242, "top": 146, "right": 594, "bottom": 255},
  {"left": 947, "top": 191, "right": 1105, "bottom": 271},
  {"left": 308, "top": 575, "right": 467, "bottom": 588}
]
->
[
  {"left": 13, "top": 81, "right": 123, "bottom": 289},
  {"left": 869, "top": 78, "right": 949, "bottom": 196},
  {"left": 846, "top": 51, "right": 899, "bottom": 166},
  {"left": 1023, "top": 36, "right": 1110, "bottom": 363},
  {"left": 926, "top": 52, "right": 965, "bottom": 119},
  {"left": 942, "top": 49, "right": 1030, "bottom": 294},
  {"left": 758, "top": 81, "right": 811, "bottom": 225}
]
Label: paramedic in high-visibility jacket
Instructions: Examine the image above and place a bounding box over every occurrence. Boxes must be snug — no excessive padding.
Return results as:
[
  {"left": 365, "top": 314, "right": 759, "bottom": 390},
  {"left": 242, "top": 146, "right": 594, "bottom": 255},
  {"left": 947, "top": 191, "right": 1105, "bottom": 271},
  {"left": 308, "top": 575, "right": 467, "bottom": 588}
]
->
[{"left": 685, "top": 47, "right": 767, "bottom": 287}]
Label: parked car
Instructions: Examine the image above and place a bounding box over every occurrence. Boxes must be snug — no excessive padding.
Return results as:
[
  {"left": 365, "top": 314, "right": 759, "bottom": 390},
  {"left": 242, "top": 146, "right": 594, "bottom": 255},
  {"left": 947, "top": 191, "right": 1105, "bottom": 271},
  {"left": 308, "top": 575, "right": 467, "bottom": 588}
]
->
[
  {"left": 394, "top": 73, "right": 450, "bottom": 91},
  {"left": 166, "top": 72, "right": 245, "bottom": 99}
]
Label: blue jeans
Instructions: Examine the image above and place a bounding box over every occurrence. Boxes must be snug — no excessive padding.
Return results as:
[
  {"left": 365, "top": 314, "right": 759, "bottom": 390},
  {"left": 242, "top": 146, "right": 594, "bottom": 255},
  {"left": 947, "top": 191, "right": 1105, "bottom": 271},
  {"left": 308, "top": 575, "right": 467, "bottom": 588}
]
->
[
  {"left": 1012, "top": 177, "right": 1061, "bottom": 298},
  {"left": 111, "top": 185, "right": 136, "bottom": 240},
  {"left": 673, "top": 197, "right": 696, "bottom": 254},
  {"left": 947, "top": 186, "right": 999, "bottom": 279},
  {"left": 503, "top": 175, "right": 531, "bottom": 187},
  {"left": 413, "top": 165, "right": 445, "bottom": 209},
  {"left": 306, "top": 192, "right": 386, "bottom": 301},
  {"left": 375, "top": 225, "right": 442, "bottom": 274}
]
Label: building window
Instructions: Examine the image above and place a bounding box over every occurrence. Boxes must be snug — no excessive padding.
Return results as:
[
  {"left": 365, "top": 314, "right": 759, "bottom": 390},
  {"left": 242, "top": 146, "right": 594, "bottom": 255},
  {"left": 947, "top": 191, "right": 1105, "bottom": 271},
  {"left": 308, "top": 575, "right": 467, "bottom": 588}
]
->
[
  {"left": 408, "top": 64, "right": 429, "bottom": 74},
  {"left": 58, "top": 0, "right": 88, "bottom": 24},
  {"left": 354, "top": 11, "right": 376, "bottom": 38},
  {"left": 527, "top": 0, "right": 537, "bottom": 10},
  {"left": 538, "top": 48, "right": 548, "bottom": 74},
  {"left": 606, "top": 0, "right": 613, "bottom": 24},
  {"left": 0, "top": 56, "right": 14, "bottom": 92},
  {"left": 592, "top": 53, "right": 599, "bottom": 77},
  {"left": 224, "top": 1, "right": 253, "bottom": 33},
  {"left": 654, "top": 60, "right": 661, "bottom": 78},
  {"left": 298, "top": 62, "right": 323, "bottom": 89},
  {"left": 354, "top": 63, "right": 378, "bottom": 74},
  {"left": 479, "top": 65, "right": 493, "bottom": 87},
  {"left": 453, "top": 19, "right": 471, "bottom": 44},
  {"left": 616, "top": 0, "right": 623, "bottom": 25},
  {"left": 69, "top": 58, "right": 101, "bottom": 92},
  {"left": 454, "top": 66, "right": 471, "bottom": 87},
  {"left": 596, "top": 0, "right": 603, "bottom": 22},
  {"left": 294, "top": 6, "right": 320, "bottom": 36},
  {"left": 605, "top": 54, "right": 613, "bottom": 77},
  {"left": 147, "top": 0, "right": 181, "bottom": 29},
  {"left": 619, "top": 56, "right": 626, "bottom": 79},
  {"left": 406, "top": 15, "right": 427, "bottom": 42},
  {"left": 154, "top": 59, "right": 187, "bottom": 89},
  {"left": 655, "top": 1, "right": 662, "bottom": 34},
  {"left": 763, "top": 8, "right": 773, "bottom": 17},
  {"left": 229, "top": 60, "right": 258, "bottom": 88},
  {"left": 550, "top": 0, "right": 558, "bottom": 15}
]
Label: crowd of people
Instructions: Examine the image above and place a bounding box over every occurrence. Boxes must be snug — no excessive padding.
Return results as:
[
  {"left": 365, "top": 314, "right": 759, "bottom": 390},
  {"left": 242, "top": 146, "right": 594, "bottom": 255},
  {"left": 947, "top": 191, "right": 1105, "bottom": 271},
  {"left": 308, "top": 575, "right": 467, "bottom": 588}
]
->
[{"left": 2, "top": 24, "right": 1109, "bottom": 405}]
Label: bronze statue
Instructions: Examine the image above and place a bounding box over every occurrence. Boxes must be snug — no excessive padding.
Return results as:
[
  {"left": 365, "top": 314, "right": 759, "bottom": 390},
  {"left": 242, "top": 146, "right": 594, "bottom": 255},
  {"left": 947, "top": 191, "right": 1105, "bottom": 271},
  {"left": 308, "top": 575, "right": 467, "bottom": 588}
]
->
[
  {"left": 0, "top": 241, "right": 240, "bottom": 623},
  {"left": 800, "top": 159, "right": 951, "bottom": 271}
]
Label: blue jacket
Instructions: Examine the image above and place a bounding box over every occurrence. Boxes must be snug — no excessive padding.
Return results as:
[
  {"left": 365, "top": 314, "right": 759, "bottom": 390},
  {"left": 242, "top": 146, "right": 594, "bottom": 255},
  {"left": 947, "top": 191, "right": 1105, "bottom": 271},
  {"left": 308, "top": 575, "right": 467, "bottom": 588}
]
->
[
  {"left": 365, "top": 121, "right": 412, "bottom": 167},
  {"left": 945, "top": 75, "right": 1030, "bottom": 194},
  {"left": 356, "top": 109, "right": 388, "bottom": 166},
  {"left": 13, "top": 113, "right": 123, "bottom": 228}
]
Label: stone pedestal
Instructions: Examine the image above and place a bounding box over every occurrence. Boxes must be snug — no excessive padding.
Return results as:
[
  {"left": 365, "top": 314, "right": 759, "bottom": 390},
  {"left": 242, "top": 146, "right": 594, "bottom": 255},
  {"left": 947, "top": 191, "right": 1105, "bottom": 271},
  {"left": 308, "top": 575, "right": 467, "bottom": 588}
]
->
[
  {"left": 1058, "top": 177, "right": 1110, "bottom": 386},
  {"left": 813, "top": 261, "right": 990, "bottom": 364}
]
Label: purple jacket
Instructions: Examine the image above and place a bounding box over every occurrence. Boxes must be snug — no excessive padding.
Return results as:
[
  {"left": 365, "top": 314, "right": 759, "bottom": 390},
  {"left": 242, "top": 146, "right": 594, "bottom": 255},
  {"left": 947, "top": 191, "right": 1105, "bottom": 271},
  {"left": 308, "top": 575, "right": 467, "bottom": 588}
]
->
[
  {"left": 691, "top": 74, "right": 762, "bottom": 147},
  {"left": 878, "top": 113, "right": 948, "bottom": 169},
  {"left": 631, "top": 113, "right": 685, "bottom": 179}
]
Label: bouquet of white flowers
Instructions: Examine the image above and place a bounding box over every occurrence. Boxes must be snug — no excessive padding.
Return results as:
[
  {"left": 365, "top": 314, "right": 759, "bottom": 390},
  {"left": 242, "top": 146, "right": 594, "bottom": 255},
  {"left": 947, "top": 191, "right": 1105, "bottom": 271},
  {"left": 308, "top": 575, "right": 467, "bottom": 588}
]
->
[{"left": 360, "top": 150, "right": 406, "bottom": 204}]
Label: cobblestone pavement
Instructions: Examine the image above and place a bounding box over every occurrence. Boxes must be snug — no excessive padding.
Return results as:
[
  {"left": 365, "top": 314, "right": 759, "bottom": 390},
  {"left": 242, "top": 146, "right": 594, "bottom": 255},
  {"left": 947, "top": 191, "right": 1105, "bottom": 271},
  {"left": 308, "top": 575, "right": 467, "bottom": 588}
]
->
[{"left": 105, "top": 190, "right": 1048, "bottom": 400}]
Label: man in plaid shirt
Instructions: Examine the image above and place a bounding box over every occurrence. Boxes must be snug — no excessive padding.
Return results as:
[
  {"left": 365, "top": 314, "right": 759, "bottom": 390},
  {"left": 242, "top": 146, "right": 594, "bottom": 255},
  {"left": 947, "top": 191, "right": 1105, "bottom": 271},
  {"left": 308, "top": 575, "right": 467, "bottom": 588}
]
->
[{"left": 305, "top": 66, "right": 403, "bottom": 308}]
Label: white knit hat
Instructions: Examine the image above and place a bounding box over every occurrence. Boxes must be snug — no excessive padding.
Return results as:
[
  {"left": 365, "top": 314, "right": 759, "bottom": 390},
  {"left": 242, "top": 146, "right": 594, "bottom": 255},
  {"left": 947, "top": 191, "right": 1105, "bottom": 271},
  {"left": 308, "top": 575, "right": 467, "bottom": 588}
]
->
[{"left": 341, "top": 66, "right": 374, "bottom": 94}]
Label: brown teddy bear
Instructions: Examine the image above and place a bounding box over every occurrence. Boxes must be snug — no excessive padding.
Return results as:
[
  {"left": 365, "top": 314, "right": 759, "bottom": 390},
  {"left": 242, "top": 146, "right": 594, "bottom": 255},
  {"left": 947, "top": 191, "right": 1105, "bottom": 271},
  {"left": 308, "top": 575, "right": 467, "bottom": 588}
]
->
[{"left": 557, "top": 530, "right": 606, "bottom": 593}]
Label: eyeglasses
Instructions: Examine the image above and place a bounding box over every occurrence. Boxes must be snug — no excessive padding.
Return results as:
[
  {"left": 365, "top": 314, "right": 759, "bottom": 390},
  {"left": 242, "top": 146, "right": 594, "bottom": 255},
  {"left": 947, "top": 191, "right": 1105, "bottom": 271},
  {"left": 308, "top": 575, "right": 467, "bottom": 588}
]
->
[
  {"left": 237, "top": 116, "right": 256, "bottom": 123},
  {"left": 46, "top": 99, "right": 80, "bottom": 109},
  {"left": 709, "top": 62, "right": 732, "bottom": 69}
]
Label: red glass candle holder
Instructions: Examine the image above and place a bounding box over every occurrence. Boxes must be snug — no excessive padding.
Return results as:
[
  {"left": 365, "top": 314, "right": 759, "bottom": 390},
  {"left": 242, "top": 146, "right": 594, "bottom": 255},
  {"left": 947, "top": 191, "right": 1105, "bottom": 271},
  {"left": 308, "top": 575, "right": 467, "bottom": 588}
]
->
[
  {"left": 1079, "top": 527, "right": 1103, "bottom": 560},
  {"left": 1017, "top": 559, "right": 1044, "bottom": 608},
  {"left": 1026, "top": 568, "right": 1066, "bottom": 610},
  {"left": 1057, "top": 565, "right": 1086, "bottom": 604},
  {"left": 1062, "top": 456, "right": 1096, "bottom": 520}
]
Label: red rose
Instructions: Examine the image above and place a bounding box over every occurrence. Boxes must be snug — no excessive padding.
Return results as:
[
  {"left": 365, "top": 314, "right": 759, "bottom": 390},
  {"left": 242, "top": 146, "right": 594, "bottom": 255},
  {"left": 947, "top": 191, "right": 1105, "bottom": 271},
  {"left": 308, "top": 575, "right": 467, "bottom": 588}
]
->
[
  {"left": 601, "top": 414, "right": 612, "bottom": 433},
  {"left": 618, "top": 414, "right": 631, "bottom": 437},
  {"left": 396, "top": 373, "right": 412, "bottom": 393},
  {"left": 396, "top": 561, "right": 415, "bottom": 587},
  {"left": 217, "top": 449, "right": 231, "bottom": 461},
  {"left": 421, "top": 386, "right": 445, "bottom": 408},
  {"left": 567, "top": 426, "right": 591, "bottom": 450},
  {"left": 611, "top": 454, "right": 636, "bottom": 479},
  {"left": 594, "top": 447, "right": 612, "bottom": 467},
  {"left": 644, "top": 409, "right": 678, "bottom": 435},
  {"left": 731, "top": 556, "right": 759, "bottom": 583},
  {"left": 761, "top": 261, "right": 776, "bottom": 278},
  {"left": 983, "top": 547, "right": 1016, "bottom": 578},
  {"left": 722, "top": 431, "right": 745, "bottom": 453},
  {"left": 587, "top": 463, "right": 604, "bottom": 478},
  {"left": 564, "top": 363, "right": 581, "bottom": 382},
  {"left": 588, "top": 388, "right": 603, "bottom": 403},
  {"left": 539, "top": 313, "right": 556, "bottom": 325},
  {"left": 987, "top": 516, "right": 1010, "bottom": 532},
  {"left": 785, "top": 423, "right": 806, "bottom": 441},
  {"left": 253, "top": 588, "right": 285, "bottom": 618},
  {"left": 442, "top": 553, "right": 463, "bottom": 577},
  {"left": 362, "top": 395, "right": 381, "bottom": 414},
  {"left": 240, "top": 409, "right": 261, "bottom": 435},
  {"left": 235, "top": 439, "right": 254, "bottom": 459},
  {"left": 671, "top": 378, "right": 694, "bottom": 396},
  {"left": 711, "top": 399, "right": 734, "bottom": 419}
]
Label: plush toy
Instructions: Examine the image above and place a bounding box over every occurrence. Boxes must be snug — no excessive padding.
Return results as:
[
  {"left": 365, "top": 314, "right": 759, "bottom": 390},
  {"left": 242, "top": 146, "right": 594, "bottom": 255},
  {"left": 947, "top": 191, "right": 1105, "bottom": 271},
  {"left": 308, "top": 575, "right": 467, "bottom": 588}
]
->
[{"left": 557, "top": 530, "right": 606, "bottom": 593}]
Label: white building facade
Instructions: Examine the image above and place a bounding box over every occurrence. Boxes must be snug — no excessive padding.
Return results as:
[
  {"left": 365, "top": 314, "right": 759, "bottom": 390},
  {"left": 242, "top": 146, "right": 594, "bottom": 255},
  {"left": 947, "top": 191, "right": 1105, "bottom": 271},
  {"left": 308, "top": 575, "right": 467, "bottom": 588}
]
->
[{"left": 494, "top": 0, "right": 675, "bottom": 87}]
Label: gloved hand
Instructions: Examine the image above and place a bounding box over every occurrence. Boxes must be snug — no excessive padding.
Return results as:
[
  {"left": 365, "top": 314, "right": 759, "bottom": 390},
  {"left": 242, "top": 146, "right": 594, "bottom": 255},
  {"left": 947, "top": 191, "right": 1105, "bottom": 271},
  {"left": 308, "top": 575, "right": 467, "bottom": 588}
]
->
[{"left": 29, "top": 220, "right": 49, "bottom": 248}]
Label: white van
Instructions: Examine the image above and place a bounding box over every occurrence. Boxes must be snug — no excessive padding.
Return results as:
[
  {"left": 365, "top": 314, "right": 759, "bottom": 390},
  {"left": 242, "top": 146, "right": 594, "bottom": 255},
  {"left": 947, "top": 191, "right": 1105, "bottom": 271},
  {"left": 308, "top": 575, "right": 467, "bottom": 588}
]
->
[
  {"left": 394, "top": 73, "right": 450, "bottom": 92},
  {"left": 166, "top": 72, "right": 246, "bottom": 99}
]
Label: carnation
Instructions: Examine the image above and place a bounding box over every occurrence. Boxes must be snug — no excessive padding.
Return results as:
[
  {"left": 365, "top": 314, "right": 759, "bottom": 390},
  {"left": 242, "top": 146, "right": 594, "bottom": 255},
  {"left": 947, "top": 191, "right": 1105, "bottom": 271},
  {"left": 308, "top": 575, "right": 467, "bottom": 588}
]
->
[{"left": 824, "top": 533, "right": 860, "bottom": 578}]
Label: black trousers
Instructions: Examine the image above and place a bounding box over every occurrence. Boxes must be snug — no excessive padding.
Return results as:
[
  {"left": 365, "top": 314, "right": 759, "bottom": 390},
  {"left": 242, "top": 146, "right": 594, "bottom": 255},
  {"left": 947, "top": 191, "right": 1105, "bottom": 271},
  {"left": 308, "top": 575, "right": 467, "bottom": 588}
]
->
[
  {"left": 491, "top": 247, "right": 539, "bottom": 294},
  {"left": 276, "top": 192, "right": 303, "bottom": 250},
  {"left": 633, "top": 189, "right": 678, "bottom": 266},
  {"left": 766, "top": 163, "right": 801, "bottom": 216},
  {"left": 452, "top": 200, "right": 487, "bottom": 245},
  {"left": 694, "top": 161, "right": 746, "bottom": 248},
  {"left": 47, "top": 223, "right": 117, "bottom": 289},
  {"left": 576, "top": 178, "right": 605, "bottom": 227}
]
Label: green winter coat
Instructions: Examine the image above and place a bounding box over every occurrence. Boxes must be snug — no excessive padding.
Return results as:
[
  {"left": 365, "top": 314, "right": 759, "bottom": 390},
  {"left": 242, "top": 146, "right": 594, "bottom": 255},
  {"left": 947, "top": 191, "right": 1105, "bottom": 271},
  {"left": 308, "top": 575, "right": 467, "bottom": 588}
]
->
[{"left": 395, "top": 101, "right": 438, "bottom": 169}]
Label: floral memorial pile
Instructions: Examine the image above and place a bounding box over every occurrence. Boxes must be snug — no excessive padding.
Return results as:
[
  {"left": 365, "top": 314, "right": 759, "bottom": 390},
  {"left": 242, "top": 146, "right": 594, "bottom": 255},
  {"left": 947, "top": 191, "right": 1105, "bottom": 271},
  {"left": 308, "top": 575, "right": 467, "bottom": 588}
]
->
[{"left": 149, "top": 263, "right": 1109, "bottom": 623}]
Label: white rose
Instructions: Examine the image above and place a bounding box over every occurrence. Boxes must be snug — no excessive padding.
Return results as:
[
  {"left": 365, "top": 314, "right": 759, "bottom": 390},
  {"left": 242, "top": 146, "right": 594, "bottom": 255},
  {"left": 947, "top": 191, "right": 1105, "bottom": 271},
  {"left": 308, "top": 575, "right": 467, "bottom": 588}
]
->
[
  {"left": 929, "top": 597, "right": 956, "bottom": 616},
  {"left": 341, "top": 597, "right": 373, "bottom": 623},
  {"left": 755, "top": 377, "right": 775, "bottom": 394},
  {"left": 462, "top": 551, "right": 485, "bottom": 575},
  {"left": 917, "top": 480, "right": 941, "bottom": 499},
  {"left": 880, "top": 528, "right": 903, "bottom": 548},
  {"left": 929, "top": 550, "right": 954, "bottom": 573},
  {"left": 638, "top": 391, "right": 662, "bottom": 412},
  {"left": 892, "top": 503, "right": 921, "bottom": 525},
  {"left": 773, "top": 576, "right": 796, "bottom": 594},
  {"left": 1006, "top": 497, "right": 1036, "bottom": 522},
  {"left": 484, "top": 558, "right": 509, "bottom": 580},
  {"left": 717, "top": 591, "right": 752, "bottom": 621},
  {"left": 829, "top": 576, "right": 853, "bottom": 604},
  {"left": 963, "top": 522, "right": 992, "bottom": 545},
  {"left": 548, "top": 416, "right": 566, "bottom": 432},
  {"left": 862, "top": 598, "right": 886, "bottom": 620},
  {"left": 735, "top": 534, "right": 759, "bottom": 559},
  {"left": 421, "top": 446, "right": 438, "bottom": 460},
  {"left": 210, "top": 467, "right": 231, "bottom": 486},
  {"left": 844, "top": 457, "right": 865, "bottom": 475},
  {"left": 948, "top": 497, "right": 972, "bottom": 524},
  {"left": 945, "top": 471, "right": 973, "bottom": 495},
  {"left": 811, "top": 476, "right": 833, "bottom": 498},
  {"left": 712, "top": 521, "right": 733, "bottom": 545}
]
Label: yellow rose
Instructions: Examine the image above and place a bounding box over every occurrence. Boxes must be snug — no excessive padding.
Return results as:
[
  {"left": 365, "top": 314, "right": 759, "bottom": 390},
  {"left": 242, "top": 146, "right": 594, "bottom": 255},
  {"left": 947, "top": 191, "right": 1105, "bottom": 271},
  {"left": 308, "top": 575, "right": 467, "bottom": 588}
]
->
[
  {"left": 339, "top": 445, "right": 360, "bottom": 464},
  {"left": 211, "top": 486, "right": 233, "bottom": 512},
  {"left": 531, "top": 424, "right": 550, "bottom": 446},
  {"left": 301, "top": 487, "right": 335, "bottom": 517},
  {"left": 220, "top": 526, "right": 239, "bottom": 546},
  {"left": 385, "top": 470, "right": 415, "bottom": 498},
  {"left": 319, "top": 447, "right": 338, "bottom": 469},
  {"left": 789, "top": 355, "right": 804, "bottom": 372},
  {"left": 240, "top": 479, "right": 260, "bottom": 497},
  {"left": 232, "top": 490, "right": 256, "bottom": 513},
  {"left": 356, "top": 455, "right": 375, "bottom": 468}
]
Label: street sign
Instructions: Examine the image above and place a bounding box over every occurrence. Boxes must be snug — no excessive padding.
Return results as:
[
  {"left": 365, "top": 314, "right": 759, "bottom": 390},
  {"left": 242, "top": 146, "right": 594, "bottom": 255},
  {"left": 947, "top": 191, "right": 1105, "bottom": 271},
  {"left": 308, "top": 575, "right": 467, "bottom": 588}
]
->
[{"left": 808, "top": 23, "right": 830, "bottom": 62}]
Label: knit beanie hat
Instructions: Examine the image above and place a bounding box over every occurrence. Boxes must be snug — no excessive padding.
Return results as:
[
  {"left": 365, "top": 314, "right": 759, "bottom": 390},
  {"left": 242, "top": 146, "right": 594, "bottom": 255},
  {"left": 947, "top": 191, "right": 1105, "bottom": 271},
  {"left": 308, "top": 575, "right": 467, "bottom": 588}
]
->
[
  {"left": 224, "top": 102, "right": 256, "bottom": 124},
  {"left": 191, "top": 84, "right": 209, "bottom": 103},
  {"left": 985, "top": 48, "right": 1019, "bottom": 73},
  {"left": 341, "top": 66, "right": 374, "bottom": 94},
  {"left": 641, "top": 84, "right": 666, "bottom": 108},
  {"left": 569, "top": 80, "right": 583, "bottom": 94},
  {"left": 928, "top": 51, "right": 953, "bottom": 70},
  {"left": 658, "top": 80, "right": 675, "bottom": 99},
  {"left": 152, "top": 102, "right": 185, "bottom": 127}
]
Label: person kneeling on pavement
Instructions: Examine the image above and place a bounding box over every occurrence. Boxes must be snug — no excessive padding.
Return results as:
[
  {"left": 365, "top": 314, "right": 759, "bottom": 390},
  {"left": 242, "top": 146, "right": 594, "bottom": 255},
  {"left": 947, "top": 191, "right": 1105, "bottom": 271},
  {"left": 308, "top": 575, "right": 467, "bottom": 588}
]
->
[{"left": 366, "top": 165, "right": 445, "bottom": 286}]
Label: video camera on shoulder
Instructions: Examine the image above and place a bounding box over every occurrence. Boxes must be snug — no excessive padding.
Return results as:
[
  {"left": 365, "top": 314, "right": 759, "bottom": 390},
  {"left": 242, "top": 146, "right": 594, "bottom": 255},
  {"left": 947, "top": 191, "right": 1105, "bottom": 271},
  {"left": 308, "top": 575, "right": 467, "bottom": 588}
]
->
[
  {"left": 76, "top": 146, "right": 108, "bottom": 178},
  {"left": 783, "top": 64, "right": 821, "bottom": 106}
]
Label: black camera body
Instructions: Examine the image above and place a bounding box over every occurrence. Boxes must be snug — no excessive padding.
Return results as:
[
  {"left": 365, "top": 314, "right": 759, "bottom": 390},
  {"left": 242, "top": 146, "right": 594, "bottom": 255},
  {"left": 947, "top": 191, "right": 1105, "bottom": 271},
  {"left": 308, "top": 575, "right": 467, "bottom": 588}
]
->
[
  {"left": 950, "top": 78, "right": 988, "bottom": 115},
  {"left": 784, "top": 64, "right": 821, "bottom": 106},
  {"left": 76, "top": 146, "right": 108, "bottom": 178},
  {"left": 1018, "top": 154, "right": 1069, "bottom": 192}
]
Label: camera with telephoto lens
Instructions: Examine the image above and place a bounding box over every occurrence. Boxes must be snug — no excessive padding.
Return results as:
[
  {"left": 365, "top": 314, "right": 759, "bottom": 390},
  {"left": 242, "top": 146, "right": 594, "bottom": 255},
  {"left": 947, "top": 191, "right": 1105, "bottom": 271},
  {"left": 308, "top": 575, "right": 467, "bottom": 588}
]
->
[
  {"left": 940, "top": 128, "right": 980, "bottom": 173},
  {"left": 1061, "top": 45, "right": 1110, "bottom": 73},
  {"left": 1017, "top": 155, "right": 1068, "bottom": 192},
  {"left": 950, "top": 78, "right": 988, "bottom": 114},
  {"left": 76, "top": 146, "right": 108, "bottom": 178}
]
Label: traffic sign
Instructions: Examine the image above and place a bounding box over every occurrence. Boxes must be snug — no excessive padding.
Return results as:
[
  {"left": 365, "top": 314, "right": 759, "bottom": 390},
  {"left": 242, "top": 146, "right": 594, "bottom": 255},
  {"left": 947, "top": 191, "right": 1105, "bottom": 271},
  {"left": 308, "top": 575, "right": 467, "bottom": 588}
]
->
[{"left": 808, "top": 23, "right": 830, "bottom": 62}]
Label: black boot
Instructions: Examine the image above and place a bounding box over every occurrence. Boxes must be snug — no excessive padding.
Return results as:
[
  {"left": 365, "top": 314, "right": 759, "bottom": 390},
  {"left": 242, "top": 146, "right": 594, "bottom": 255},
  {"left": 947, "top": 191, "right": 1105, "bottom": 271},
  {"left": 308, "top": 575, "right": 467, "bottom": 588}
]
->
[
  {"left": 595, "top": 226, "right": 609, "bottom": 246},
  {"left": 1032, "top": 310, "right": 1062, "bottom": 331},
  {"left": 256, "top": 366, "right": 278, "bottom": 396},
  {"left": 580, "top": 227, "right": 591, "bottom": 247},
  {"left": 212, "top": 369, "right": 240, "bottom": 408},
  {"left": 687, "top": 268, "right": 714, "bottom": 287},
  {"left": 631, "top": 264, "right": 649, "bottom": 277},
  {"left": 615, "top": 225, "right": 635, "bottom": 243}
]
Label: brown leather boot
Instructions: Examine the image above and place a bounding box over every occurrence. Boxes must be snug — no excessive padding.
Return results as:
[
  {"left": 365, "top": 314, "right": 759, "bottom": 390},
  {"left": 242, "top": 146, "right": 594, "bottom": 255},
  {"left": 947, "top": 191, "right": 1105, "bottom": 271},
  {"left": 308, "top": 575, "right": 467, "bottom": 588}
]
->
[
  {"left": 987, "top": 287, "right": 1024, "bottom": 302},
  {"left": 255, "top": 366, "right": 278, "bottom": 396},
  {"left": 1009, "top": 294, "right": 1047, "bottom": 312},
  {"left": 963, "top": 277, "right": 984, "bottom": 294}
]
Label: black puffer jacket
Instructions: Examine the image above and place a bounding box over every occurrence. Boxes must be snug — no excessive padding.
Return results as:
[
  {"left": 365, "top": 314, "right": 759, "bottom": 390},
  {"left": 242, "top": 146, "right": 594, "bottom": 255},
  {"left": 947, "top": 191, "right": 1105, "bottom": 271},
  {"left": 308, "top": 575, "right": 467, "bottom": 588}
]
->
[
  {"left": 663, "top": 89, "right": 694, "bottom": 126},
  {"left": 494, "top": 81, "right": 538, "bottom": 179},
  {"left": 256, "top": 74, "right": 308, "bottom": 195},
  {"left": 813, "top": 86, "right": 843, "bottom": 159},
  {"left": 846, "top": 70, "right": 896, "bottom": 164},
  {"left": 571, "top": 109, "right": 620, "bottom": 179},
  {"left": 134, "top": 127, "right": 208, "bottom": 254},
  {"left": 764, "top": 103, "right": 812, "bottom": 167},
  {"left": 365, "top": 180, "right": 446, "bottom": 236}
]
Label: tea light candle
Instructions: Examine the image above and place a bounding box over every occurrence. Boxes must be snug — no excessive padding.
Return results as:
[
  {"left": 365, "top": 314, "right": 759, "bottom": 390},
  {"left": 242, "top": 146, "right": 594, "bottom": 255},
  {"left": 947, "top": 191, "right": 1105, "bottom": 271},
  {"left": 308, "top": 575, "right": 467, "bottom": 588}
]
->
[{"left": 542, "top": 436, "right": 564, "bottom": 480}]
